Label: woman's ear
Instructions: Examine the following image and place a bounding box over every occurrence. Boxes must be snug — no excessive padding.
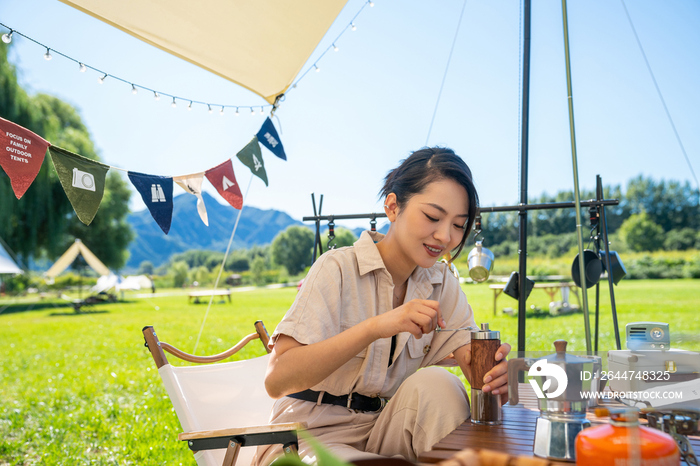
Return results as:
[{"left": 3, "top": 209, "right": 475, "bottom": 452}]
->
[{"left": 384, "top": 193, "right": 399, "bottom": 222}]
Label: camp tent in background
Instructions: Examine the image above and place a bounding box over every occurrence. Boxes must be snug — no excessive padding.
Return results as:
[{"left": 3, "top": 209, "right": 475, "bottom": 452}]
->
[
  {"left": 58, "top": 0, "right": 348, "bottom": 104},
  {"left": 0, "top": 238, "right": 22, "bottom": 275},
  {"left": 45, "top": 238, "right": 110, "bottom": 279},
  {"left": 92, "top": 274, "right": 153, "bottom": 294}
]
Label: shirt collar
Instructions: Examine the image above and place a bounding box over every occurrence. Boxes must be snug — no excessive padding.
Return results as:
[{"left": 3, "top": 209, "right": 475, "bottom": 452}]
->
[{"left": 354, "top": 231, "right": 448, "bottom": 287}]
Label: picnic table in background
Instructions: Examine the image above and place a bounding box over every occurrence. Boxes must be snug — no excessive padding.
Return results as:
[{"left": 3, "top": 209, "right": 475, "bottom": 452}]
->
[
  {"left": 188, "top": 289, "right": 232, "bottom": 304},
  {"left": 488, "top": 282, "right": 581, "bottom": 316}
]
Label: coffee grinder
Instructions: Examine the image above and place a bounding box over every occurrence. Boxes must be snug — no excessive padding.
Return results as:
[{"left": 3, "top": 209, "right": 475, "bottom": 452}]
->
[{"left": 470, "top": 323, "right": 502, "bottom": 425}]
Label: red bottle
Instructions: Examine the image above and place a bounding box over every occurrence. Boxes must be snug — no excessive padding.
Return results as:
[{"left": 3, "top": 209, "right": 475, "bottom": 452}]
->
[{"left": 576, "top": 409, "right": 680, "bottom": 465}]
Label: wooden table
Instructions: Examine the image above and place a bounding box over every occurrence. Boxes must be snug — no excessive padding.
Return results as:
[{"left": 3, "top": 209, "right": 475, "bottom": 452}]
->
[
  {"left": 488, "top": 282, "right": 581, "bottom": 316},
  {"left": 419, "top": 383, "right": 700, "bottom": 464},
  {"left": 188, "top": 289, "right": 232, "bottom": 304}
]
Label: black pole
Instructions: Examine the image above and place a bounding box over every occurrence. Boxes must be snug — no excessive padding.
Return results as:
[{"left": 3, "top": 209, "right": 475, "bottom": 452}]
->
[
  {"left": 597, "top": 175, "right": 622, "bottom": 350},
  {"left": 517, "top": 0, "right": 532, "bottom": 355}
]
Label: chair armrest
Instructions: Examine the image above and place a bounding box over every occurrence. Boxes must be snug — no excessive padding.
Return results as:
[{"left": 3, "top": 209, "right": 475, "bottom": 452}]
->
[{"left": 179, "top": 422, "right": 306, "bottom": 451}]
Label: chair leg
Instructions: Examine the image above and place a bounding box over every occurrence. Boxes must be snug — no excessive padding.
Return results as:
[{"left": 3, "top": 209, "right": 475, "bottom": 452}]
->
[{"left": 222, "top": 440, "right": 242, "bottom": 466}]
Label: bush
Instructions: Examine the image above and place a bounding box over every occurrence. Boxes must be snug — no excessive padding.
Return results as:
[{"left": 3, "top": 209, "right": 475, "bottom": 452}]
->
[
  {"left": 170, "top": 261, "right": 189, "bottom": 288},
  {"left": 618, "top": 212, "right": 664, "bottom": 252},
  {"left": 663, "top": 228, "right": 698, "bottom": 251}
]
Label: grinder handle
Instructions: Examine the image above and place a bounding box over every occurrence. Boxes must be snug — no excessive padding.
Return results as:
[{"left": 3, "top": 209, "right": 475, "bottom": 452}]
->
[{"left": 507, "top": 358, "right": 530, "bottom": 406}]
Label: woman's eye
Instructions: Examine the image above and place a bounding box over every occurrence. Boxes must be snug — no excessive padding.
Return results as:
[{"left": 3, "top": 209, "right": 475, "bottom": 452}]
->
[
  {"left": 424, "top": 214, "right": 438, "bottom": 222},
  {"left": 453, "top": 224, "right": 464, "bottom": 230}
]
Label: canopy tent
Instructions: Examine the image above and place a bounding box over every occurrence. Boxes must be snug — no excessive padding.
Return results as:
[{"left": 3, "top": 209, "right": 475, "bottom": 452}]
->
[
  {"left": 45, "top": 239, "right": 110, "bottom": 278},
  {"left": 58, "top": 0, "right": 348, "bottom": 104},
  {"left": 0, "top": 239, "right": 22, "bottom": 275},
  {"left": 92, "top": 274, "right": 153, "bottom": 294}
]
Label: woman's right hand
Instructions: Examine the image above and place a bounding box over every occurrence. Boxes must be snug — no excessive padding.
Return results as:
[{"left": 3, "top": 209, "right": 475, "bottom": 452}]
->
[{"left": 372, "top": 299, "right": 446, "bottom": 339}]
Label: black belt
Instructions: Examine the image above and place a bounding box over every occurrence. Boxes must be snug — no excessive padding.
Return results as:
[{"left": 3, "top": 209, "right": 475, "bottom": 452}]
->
[{"left": 287, "top": 389, "right": 388, "bottom": 412}]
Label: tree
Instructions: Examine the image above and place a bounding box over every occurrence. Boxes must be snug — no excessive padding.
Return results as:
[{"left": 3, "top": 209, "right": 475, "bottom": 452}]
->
[
  {"left": 321, "top": 227, "right": 357, "bottom": 249},
  {"left": 0, "top": 43, "right": 133, "bottom": 269},
  {"left": 618, "top": 212, "right": 664, "bottom": 252},
  {"left": 250, "top": 256, "right": 266, "bottom": 286},
  {"left": 271, "top": 226, "right": 315, "bottom": 275},
  {"left": 170, "top": 261, "right": 189, "bottom": 288},
  {"left": 139, "top": 260, "right": 155, "bottom": 275}
]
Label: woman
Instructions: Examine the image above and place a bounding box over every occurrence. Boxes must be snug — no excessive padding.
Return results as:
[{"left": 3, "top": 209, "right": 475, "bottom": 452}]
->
[{"left": 256, "top": 147, "right": 511, "bottom": 465}]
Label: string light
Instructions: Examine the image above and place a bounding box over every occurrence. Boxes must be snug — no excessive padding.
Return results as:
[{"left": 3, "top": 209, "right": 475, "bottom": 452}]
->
[
  {"left": 333, "top": 43, "right": 339, "bottom": 52},
  {"left": 154, "top": 91, "right": 160, "bottom": 101},
  {"left": 44, "top": 48, "right": 52, "bottom": 60},
  {"left": 260, "top": 106, "right": 265, "bottom": 115},
  {"left": 131, "top": 84, "right": 138, "bottom": 94},
  {"left": 314, "top": 64, "right": 320, "bottom": 72},
  {"left": 207, "top": 104, "right": 213, "bottom": 114},
  {"left": 79, "top": 62, "right": 87, "bottom": 73},
  {"left": 2, "top": 31, "right": 12, "bottom": 44},
  {"left": 351, "top": 23, "right": 357, "bottom": 31},
  {"left": 235, "top": 107, "right": 240, "bottom": 116},
  {"left": 250, "top": 107, "right": 255, "bottom": 116},
  {"left": 171, "top": 97, "right": 177, "bottom": 108},
  {"left": 188, "top": 101, "right": 193, "bottom": 111},
  {"left": 220, "top": 106, "right": 225, "bottom": 116},
  {"left": 98, "top": 73, "right": 107, "bottom": 84},
  {"left": 369, "top": 1, "right": 374, "bottom": 6}
]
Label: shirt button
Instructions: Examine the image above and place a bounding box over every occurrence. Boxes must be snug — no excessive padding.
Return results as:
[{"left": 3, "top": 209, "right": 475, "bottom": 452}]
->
[{"left": 423, "top": 345, "right": 431, "bottom": 354}]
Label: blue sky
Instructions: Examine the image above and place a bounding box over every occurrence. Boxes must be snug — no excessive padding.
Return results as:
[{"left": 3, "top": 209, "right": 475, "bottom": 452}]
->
[{"left": 1, "top": 0, "right": 698, "bottom": 229}]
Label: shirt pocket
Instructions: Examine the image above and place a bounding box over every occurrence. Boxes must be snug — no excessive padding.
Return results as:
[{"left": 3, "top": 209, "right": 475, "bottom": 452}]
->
[{"left": 406, "top": 335, "right": 433, "bottom": 370}]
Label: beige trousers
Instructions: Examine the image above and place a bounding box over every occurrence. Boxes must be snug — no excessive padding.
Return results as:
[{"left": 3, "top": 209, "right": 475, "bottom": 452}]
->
[{"left": 256, "top": 367, "right": 470, "bottom": 465}]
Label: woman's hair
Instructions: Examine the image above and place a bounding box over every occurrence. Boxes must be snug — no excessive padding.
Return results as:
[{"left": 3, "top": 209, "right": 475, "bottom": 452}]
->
[{"left": 379, "top": 146, "right": 479, "bottom": 260}]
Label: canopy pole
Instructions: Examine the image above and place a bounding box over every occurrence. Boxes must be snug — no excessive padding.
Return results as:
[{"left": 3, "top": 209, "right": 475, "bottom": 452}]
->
[
  {"left": 561, "top": 0, "right": 592, "bottom": 354},
  {"left": 517, "top": 0, "right": 532, "bottom": 355}
]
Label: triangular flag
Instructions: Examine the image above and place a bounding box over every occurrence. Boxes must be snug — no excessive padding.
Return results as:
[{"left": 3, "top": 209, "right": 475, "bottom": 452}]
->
[
  {"left": 174, "top": 173, "right": 209, "bottom": 226},
  {"left": 236, "top": 136, "right": 268, "bottom": 186},
  {"left": 205, "top": 159, "right": 243, "bottom": 209},
  {"left": 0, "top": 117, "right": 50, "bottom": 199},
  {"left": 128, "top": 172, "right": 174, "bottom": 234},
  {"left": 256, "top": 117, "right": 287, "bottom": 161},
  {"left": 49, "top": 146, "right": 109, "bottom": 226}
]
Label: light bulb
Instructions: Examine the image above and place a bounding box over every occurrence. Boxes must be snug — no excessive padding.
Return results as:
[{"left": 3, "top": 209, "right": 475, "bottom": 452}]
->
[
  {"left": 131, "top": 84, "right": 138, "bottom": 95},
  {"left": 314, "top": 65, "right": 320, "bottom": 72},
  {"left": 79, "top": 63, "right": 87, "bottom": 73},
  {"left": 44, "top": 48, "right": 52, "bottom": 60},
  {"left": 220, "top": 106, "right": 225, "bottom": 115},
  {"left": 98, "top": 73, "right": 107, "bottom": 84},
  {"left": 260, "top": 106, "right": 265, "bottom": 115},
  {"left": 250, "top": 107, "right": 255, "bottom": 115},
  {"left": 235, "top": 107, "right": 240, "bottom": 116},
  {"left": 208, "top": 104, "right": 212, "bottom": 114},
  {"left": 2, "top": 31, "right": 13, "bottom": 44},
  {"left": 188, "top": 101, "right": 193, "bottom": 111},
  {"left": 171, "top": 98, "right": 177, "bottom": 108},
  {"left": 369, "top": 1, "right": 374, "bottom": 6},
  {"left": 351, "top": 23, "right": 357, "bottom": 31},
  {"left": 333, "top": 44, "right": 339, "bottom": 52},
  {"left": 154, "top": 91, "right": 160, "bottom": 101}
]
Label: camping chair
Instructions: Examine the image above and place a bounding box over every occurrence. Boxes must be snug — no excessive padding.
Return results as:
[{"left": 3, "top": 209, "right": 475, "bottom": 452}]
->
[{"left": 142, "top": 321, "right": 305, "bottom": 466}]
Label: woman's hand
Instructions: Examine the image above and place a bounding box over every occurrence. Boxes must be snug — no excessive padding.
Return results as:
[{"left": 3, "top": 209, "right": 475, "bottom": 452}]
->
[
  {"left": 455, "top": 342, "right": 512, "bottom": 405},
  {"left": 371, "top": 299, "right": 446, "bottom": 339}
]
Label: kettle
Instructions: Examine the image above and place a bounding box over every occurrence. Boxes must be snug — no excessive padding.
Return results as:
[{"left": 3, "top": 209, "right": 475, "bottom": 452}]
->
[{"left": 508, "top": 340, "right": 603, "bottom": 462}]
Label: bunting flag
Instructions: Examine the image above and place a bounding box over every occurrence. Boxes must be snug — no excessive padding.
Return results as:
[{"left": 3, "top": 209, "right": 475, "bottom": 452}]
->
[
  {"left": 256, "top": 117, "right": 287, "bottom": 161},
  {"left": 0, "top": 117, "right": 50, "bottom": 199},
  {"left": 128, "top": 172, "right": 174, "bottom": 234},
  {"left": 236, "top": 136, "right": 268, "bottom": 186},
  {"left": 49, "top": 146, "right": 109, "bottom": 225},
  {"left": 173, "top": 173, "right": 209, "bottom": 226},
  {"left": 205, "top": 159, "right": 243, "bottom": 209}
]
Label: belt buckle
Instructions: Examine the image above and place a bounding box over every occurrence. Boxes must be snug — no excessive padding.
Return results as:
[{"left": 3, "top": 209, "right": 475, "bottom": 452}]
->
[
  {"left": 346, "top": 392, "right": 353, "bottom": 410},
  {"left": 374, "top": 396, "right": 388, "bottom": 413}
]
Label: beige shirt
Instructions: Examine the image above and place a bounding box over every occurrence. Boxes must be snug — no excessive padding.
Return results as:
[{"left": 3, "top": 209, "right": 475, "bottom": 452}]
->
[{"left": 270, "top": 230, "right": 476, "bottom": 401}]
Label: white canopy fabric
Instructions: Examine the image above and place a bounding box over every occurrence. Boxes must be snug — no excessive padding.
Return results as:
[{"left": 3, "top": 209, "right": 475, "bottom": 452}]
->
[
  {"left": 59, "top": 0, "right": 349, "bottom": 104},
  {"left": 0, "top": 240, "right": 22, "bottom": 275},
  {"left": 45, "top": 239, "right": 110, "bottom": 278}
]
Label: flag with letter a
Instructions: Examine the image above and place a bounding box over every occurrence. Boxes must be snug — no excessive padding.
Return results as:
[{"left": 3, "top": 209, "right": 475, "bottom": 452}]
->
[
  {"left": 205, "top": 159, "right": 243, "bottom": 209},
  {"left": 174, "top": 173, "right": 209, "bottom": 226},
  {"left": 128, "top": 171, "right": 174, "bottom": 234},
  {"left": 236, "top": 136, "right": 268, "bottom": 186},
  {"left": 0, "top": 117, "right": 50, "bottom": 199},
  {"left": 49, "top": 146, "right": 109, "bottom": 226},
  {"left": 256, "top": 117, "right": 287, "bottom": 161}
]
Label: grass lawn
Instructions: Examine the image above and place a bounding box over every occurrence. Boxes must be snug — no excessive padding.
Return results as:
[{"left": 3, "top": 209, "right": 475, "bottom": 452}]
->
[{"left": 1, "top": 279, "right": 698, "bottom": 465}]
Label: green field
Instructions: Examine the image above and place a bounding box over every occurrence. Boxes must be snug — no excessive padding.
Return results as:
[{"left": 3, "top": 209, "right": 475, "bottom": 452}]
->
[{"left": 1, "top": 279, "right": 699, "bottom": 465}]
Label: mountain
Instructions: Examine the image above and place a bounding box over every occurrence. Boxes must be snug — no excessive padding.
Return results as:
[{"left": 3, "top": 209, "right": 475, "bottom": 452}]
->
[{"left": 125, "top": 192, "right": 305, "bottom": 270}]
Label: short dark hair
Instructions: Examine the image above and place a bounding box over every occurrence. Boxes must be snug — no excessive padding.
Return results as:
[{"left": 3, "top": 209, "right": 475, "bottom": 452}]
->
[{"left": 379, "top": 147, "right": 479, "bottom": 260}]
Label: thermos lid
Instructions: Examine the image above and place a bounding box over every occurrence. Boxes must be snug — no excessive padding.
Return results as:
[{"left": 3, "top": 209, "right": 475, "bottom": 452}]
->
[{"left": 471, "top": 323, "right": 500, "bottom": 340}]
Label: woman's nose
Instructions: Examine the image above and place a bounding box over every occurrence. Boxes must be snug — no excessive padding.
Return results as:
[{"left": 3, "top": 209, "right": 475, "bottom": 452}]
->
[{"left": 434, "top": 221, "right": 452, "bottom": 245}]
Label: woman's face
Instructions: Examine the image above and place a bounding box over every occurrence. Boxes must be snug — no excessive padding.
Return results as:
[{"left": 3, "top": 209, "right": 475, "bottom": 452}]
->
[{"left": 389, "top": 178, "right": 470, "bottom": 269}]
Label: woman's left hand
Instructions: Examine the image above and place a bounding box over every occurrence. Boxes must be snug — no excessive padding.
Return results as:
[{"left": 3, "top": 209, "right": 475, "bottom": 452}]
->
[
  {"left": 456, "top": 342, "right": 512, "bottom": 405},
  {"left": 481, "top": 343, "right": 511, "bottom": 405}
]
